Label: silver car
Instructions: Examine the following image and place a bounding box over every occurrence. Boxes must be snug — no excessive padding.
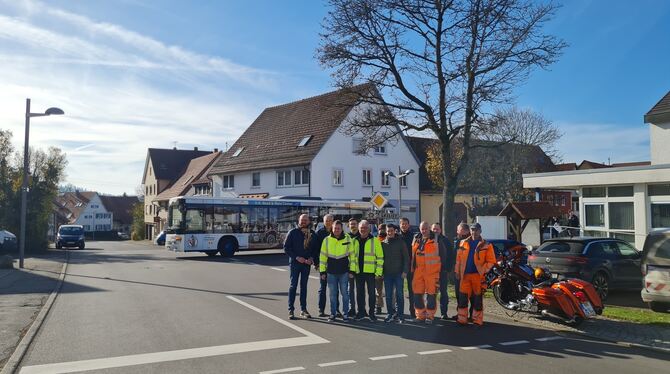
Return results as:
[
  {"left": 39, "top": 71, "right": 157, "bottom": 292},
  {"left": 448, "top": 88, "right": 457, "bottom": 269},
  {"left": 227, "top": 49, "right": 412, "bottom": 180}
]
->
[{"left": 641, "top": 229, "right": 670, "bottom": 313}]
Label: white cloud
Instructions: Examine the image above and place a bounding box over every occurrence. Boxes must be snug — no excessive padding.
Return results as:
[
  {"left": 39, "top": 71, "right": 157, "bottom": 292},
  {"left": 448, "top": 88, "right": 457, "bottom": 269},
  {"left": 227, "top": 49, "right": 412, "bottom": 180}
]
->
[
  {"left": 554, "top": 121, "right": 650, "bottom": 165},
  {"left": 0, "top": 0, "right": 279, "bottom": 194}
]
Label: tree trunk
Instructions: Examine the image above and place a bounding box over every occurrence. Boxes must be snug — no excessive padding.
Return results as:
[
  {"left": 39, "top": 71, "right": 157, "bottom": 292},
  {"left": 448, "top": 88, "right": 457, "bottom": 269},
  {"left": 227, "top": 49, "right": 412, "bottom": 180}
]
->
[{"left": 440, "top": 138, "right": 458, "bottom": 238}]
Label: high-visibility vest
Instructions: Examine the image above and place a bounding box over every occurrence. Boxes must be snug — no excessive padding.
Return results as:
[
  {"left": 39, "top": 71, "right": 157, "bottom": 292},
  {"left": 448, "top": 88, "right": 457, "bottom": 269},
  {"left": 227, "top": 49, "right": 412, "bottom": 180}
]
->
[
  {"left": 319, "top": 235, "right": 359, "bottom": 273},
  {"left": 359, "top": 236, "right": 384, "bottom": 276},
  {"left": 454, "top": 237, "right": 496, "bottom": 279},
  {"left": 411, "top": 236, "right": 441, "bottom": 274}
]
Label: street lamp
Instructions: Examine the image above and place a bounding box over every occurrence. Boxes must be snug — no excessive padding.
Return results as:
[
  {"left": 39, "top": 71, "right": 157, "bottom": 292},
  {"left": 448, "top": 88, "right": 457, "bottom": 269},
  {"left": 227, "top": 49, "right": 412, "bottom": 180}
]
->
[
  {"left": 385, "top": 167, "right": 414, "bottom": 218},
  {"left": 19, "top": 98, "right": 64, "bottom": 268}
]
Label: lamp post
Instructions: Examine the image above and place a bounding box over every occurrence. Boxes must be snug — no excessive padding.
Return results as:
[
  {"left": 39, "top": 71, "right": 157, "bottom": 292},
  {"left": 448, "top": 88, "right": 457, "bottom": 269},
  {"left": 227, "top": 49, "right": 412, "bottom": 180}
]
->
[
  {"left": 20, "top": 99, "right": 64, "bottom": 268},
  {"left": 385, "top": 167, "right": 415, "bottom": 219}
]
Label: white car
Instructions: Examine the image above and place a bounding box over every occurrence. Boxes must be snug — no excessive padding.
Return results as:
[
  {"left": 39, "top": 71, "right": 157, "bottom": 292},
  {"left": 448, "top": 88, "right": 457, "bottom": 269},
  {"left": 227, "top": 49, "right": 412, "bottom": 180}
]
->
[
  {"left": 641, "top": 229, "right": 670, "bottom": 313},
  {"left": 0, "top": 229, "right": 17, "bottom": 252}
]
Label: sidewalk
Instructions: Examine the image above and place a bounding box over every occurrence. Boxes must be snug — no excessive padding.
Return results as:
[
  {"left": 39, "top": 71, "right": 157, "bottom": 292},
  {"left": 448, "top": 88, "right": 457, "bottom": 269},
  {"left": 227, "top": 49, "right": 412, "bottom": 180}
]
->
[
  {"left": 0, "top": 251, "right": 66, "bottom": 369},
  {"left": 485, "top": 298, "right": 670, "bottom": 352}
]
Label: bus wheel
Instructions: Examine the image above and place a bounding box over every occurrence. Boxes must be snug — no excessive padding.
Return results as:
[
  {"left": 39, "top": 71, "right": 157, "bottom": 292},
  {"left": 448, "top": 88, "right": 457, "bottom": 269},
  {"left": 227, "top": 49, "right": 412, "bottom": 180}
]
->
[
  {"left": 205, "top": 251, "right": 218, "bottom": 257},
  {"left": 218, "top": 237, "right": 238, "bottom": 257}
]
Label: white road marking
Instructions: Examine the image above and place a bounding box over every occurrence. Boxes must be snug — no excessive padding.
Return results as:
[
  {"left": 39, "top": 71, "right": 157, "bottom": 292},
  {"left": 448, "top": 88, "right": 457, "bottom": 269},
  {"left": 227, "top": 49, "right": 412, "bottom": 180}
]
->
[
  {"left": 417, "top": 348, "right": 452, "bottom": 355},
  {"left": 536, "top": 336, "right": 564, "bottom": 342},
  {"left": 461, "top": 345, "right": 492, "bottom": 350},
  {"left": 317, "top": 360, "right": 357, "bottom": 367},
  {"left": 369, "top": 354, "right": 408, "bottom": 361},
  {"left": 20, "top": 297, "right": 328, "bottom": 374},
  {"left": 271, "top": 267, "right": 288, "bottom": 272},
  {"left": 499, "top": 340, "right": 530, "bottom": 346},
  {"left": 259, "top": 367, "right": 305, "bottom": 374}
]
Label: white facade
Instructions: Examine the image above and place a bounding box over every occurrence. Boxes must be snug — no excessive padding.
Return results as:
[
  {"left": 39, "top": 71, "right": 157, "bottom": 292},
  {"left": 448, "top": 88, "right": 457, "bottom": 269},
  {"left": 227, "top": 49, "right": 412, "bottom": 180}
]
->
[
  {"left": 73, "top": 194, "right": 113, "bottom": 232},
  {"left": 650, "top": 121, "right": 670, "bottom": 165},
  {"left": 212, "top": 108, "right": 421, "bottom": 223}
]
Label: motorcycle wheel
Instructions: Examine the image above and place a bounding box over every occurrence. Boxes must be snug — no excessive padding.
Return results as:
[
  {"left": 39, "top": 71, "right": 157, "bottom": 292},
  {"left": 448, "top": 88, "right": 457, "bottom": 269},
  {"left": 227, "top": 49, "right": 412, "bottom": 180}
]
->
[{"left": 493, "top": 282, "right": 516, "bottom": 310}]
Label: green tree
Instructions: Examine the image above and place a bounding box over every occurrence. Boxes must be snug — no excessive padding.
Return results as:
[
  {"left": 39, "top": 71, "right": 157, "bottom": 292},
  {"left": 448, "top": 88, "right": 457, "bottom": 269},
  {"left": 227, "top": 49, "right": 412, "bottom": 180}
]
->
[{"left": 131, "top": 202, "right": 145, "bottom": 240}]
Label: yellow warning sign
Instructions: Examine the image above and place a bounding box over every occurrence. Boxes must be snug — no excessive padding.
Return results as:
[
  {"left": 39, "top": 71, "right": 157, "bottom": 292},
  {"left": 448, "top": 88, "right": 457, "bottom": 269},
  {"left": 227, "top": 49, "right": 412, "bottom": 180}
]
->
[{"left": 371, "top": 192, "right": 388, "bottom": 210}]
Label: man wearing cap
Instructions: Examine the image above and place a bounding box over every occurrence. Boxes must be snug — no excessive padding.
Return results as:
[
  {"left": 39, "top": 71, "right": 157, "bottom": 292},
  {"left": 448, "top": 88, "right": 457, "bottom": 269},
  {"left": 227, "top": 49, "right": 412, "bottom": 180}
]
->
[{"left": 454, "top": 222, "right": 496, "bottom": 327}]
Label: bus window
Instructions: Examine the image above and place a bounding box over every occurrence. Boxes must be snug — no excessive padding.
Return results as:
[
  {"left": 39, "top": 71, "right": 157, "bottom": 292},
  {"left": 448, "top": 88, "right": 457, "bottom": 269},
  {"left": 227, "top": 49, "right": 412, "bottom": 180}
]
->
[
  {"left": 214, "top": 206, "right": 239, "bottom": 233},
  {"left": 240, "top": 206, "right": 269, "bottom": 233},
  {"left": 184, "top": 209, "right": 205, "bottom": 233}
]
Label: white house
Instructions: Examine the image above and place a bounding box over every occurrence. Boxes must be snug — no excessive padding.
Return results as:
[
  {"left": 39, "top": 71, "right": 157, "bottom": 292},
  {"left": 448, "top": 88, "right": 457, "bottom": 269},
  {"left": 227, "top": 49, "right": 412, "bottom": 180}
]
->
[
  {"left": 54, "top": 191, "right": 113, "bottom": 232},
  {"left": 208, "top": 84, "right": 422, "bottom": 223},
  {"left": 523, "top": 90, "right": 670, "bottom": 249}
]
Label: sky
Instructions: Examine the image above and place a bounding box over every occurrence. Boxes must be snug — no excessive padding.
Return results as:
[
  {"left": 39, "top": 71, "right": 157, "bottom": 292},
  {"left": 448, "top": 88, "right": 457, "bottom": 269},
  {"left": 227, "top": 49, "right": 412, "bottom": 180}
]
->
[{"left": 0, "top": 0, "right": 668, "bottom": 195}]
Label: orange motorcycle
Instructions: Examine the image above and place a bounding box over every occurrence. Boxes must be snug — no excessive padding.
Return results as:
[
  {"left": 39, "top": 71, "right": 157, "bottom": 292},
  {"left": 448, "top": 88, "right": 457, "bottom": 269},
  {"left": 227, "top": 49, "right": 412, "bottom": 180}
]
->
[{"left": 485, "top": 246, "right": 603, "bottom": 326}]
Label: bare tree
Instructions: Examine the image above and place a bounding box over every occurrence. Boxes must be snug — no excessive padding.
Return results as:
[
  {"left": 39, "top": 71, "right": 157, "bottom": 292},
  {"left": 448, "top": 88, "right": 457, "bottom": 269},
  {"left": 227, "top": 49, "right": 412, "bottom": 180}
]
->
[
  {"left": 483, "top": 106, "right": 563, "bottom": 162},
  {"left": 318, "top": 0, "right": 565, "bottom": 230}
]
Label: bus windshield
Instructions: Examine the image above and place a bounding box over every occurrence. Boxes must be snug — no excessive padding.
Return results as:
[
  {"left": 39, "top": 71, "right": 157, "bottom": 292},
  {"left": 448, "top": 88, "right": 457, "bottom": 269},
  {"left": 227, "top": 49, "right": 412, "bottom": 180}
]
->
[{"left": 167, "top": 201, "right": 205, "bottom": 234}]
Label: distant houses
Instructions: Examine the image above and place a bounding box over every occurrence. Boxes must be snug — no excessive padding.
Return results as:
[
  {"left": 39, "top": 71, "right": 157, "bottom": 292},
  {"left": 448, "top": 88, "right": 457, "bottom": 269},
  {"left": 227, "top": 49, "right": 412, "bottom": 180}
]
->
[{"left": 52, "top": 192, "right": 139, "bottom": 237}]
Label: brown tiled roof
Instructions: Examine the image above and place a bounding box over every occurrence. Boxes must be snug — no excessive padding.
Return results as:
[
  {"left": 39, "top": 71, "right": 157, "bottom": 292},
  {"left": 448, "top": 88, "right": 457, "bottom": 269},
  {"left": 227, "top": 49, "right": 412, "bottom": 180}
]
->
[
  {"left": 209, "top": 84, "right": 374, "bottom": 175},
  {"left": 155, "top": 151, "right": 222, "bottom": 202},
  {"left": 611, "top": 161, "right": 651, "bottom": 167},
  {"left": 645, "top": 90, "right": 670, "bottom": 123},
  {"left": 577, "top": 160, "right": 609, "bottom": 169},
  {"left": 555, "top": 163, "right": 577, "bottom": 171},
  {"left": 54, "top": 191, "right": 98, "bottom": 223},
  {"left": 407, "top": 136, "right": 556, "bottom": 193},
  {"left": 498, "top": 201, "right": 563, "bottom": 219},
  {"left": 99, "top": 195, "right": 139, "bottom": 225},
  {"left": 143, "top": 148, "right": 211, "bottom": 183}
]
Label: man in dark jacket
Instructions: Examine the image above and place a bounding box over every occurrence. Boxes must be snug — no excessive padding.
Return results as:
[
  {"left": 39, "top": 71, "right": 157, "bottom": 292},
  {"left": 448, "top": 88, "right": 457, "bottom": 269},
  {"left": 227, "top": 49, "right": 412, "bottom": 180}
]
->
[
  {"left": 310, "top": 214, "right": 335, "bottom": 317},
  {"left": 399, "top": 217, "right": 416, "bottom": 320},
  {"left": 432, "top": 222, "right": 454, "bottom": 319},
  {"left": 346, "top": 218, "right": 360, "bottom": 317},
  {"left": 382, "top": 224, "right": 409, "bottom": 323},
  {"left": 284, "top": 214, "right": 314, "bottom": 320}
]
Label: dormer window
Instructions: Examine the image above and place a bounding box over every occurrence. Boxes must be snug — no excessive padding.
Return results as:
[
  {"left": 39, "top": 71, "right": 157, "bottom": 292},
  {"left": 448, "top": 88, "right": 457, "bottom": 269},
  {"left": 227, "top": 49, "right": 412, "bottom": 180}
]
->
[
  {"left": 297, "top": 135, "right": 312, "bottom": 147},
  {"left": 232, "top": 147, "right": 245, "bottom": 157},
  {"left": 374, "top": 143, "right": 387, "bottom": 155}
]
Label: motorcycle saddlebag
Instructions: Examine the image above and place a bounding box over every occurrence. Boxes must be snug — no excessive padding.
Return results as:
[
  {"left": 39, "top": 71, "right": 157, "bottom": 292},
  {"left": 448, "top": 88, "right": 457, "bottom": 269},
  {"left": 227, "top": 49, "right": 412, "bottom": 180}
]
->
[
  {"left": 562, "top": 278, "right": 604, "bottom": 311},
  {"left": 532, "top": 287, "right": 579, "bottom": 319}
]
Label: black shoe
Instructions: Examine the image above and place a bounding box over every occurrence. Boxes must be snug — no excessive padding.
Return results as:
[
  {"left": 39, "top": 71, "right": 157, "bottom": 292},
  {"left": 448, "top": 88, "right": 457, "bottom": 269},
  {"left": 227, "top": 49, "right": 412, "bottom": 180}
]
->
[
  {"left": 450, "top": 315, "right": 459, "bottom": 321},
  {"left": 288, "top": 311, "right": 296, "bottom": 320},
  {"left": 375, "top": 307, "right": 382, "bottom": 315},
  {"left": 369, "top": 314, "right": 378, "bottom": 322},
  {"left": 468, "top": 317, "right": 473, "bottom": 323},
  {"left": 347, "top": 310, "right": 357, "bottom": 318},
  {"left": 384, "top": 315, "right": 394, "bottom": 323},
  {"left": 336, "top": 312, "right": 343, "bottom": 319},
  {"left": 300, "top": 310, "right": 312, "bottom": 319},
  {"left": 355, "top": 314, "right": 365, "bottom": 321},
  {"left": 318, "top": 310, "right": 328, "bottom": 317},
  {"left": 328, "top": 315, "right": 336, "bottom": 322},
  {"left": 441, "top": 314, "right": 449, "bottom": 320}
]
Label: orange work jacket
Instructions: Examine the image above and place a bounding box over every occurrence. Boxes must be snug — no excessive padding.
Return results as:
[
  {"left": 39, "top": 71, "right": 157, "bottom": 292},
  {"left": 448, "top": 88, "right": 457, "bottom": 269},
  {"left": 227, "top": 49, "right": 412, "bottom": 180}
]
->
[
  {"left": 454, "top": 237, "right": 496, "bottom": 280},
  {"left": 411, "top": 235, "right": 441, "bottom": 275}
]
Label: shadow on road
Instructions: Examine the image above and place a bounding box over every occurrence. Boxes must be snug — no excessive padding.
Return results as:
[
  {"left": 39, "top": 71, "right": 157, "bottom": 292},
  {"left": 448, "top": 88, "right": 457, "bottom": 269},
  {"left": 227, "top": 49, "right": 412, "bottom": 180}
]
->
[
  {"left": 0, "top": 269, "right": 103, "bottom": 295},
  {"left": 605, "top": 290, "right": 646, "bottom": 309}
]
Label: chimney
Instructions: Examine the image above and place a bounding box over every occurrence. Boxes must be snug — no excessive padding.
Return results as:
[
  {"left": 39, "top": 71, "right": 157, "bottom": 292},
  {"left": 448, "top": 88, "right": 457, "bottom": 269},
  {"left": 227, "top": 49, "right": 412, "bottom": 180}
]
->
[
  {"left": 173, "top": 147, "right": 177, "bottom": 150},
  {"left": 214, "top": 148, "right": 218, "bottom": 153},
  {"left": 194, "top": 146, "right": 198, "bottom": 151}
]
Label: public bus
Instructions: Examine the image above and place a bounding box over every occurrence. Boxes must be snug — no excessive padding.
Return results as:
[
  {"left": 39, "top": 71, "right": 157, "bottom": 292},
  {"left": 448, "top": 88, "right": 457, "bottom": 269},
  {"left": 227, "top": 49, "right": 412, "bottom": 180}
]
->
[{"left": 165, "top": 196, "right": 377, "bottom": 257}]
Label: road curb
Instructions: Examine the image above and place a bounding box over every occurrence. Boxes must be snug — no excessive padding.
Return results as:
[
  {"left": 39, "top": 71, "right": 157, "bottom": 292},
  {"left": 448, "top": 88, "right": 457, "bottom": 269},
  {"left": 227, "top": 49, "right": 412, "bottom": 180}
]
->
[
  {"left": 488, "top": 308, "right": 670, "bottom": 355},
  {"left": 1, "top": 250, "right": 70, "bottom": 374}
]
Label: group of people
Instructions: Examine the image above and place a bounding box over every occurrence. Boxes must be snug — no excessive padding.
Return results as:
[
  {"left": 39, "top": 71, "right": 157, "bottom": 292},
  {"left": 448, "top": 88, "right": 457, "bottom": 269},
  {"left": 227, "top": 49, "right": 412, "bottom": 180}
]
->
[{"left": 284, "top": 214, "right": 496, "bottom": 327}]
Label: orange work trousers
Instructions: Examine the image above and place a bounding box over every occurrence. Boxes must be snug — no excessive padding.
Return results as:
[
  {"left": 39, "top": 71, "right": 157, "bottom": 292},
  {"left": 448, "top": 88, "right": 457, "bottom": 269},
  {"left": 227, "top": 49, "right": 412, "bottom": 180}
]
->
[
  {"left": 458, "top": 273, "right": 484, "bottom": 325},
  {"left": 412, "top": 268, "right": 439, "bottom": 320}
]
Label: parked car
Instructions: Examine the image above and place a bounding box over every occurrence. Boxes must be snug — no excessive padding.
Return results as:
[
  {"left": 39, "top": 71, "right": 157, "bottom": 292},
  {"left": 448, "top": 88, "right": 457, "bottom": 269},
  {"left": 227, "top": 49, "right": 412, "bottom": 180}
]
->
[
  {"left": 154, "top": 230, "right": 166, "bottom": 246},
  {"left": 117, "top": 232, "right": 130, "bottom": 240},
  {"left": 641, "top": 229, "right": 670, "bottom": 313},
  {"left": 488, "top": 239, "right": 530, "bottom": 264},
  {"left": 528, "top": 237, "right": 642, "bottom": 300},
  {"left": 0, "top": 229, "right": 17, "bottom": 252},
  {"left": 56, "top": 225, "right": 85, "bottom": 249}
]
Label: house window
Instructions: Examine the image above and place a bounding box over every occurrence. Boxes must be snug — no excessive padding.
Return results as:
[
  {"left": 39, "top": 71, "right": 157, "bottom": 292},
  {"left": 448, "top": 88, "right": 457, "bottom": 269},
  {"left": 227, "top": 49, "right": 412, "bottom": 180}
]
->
[
  {"left": 472, "top": 196, "right": 480, "bottom": 205},
  {"left": 482, "top": 196, "right": 489, "bottom": 206},
  {"left": 608, "top": 185, "right": 633, "bottom": 197},
  {"left": 583, "top": 187, "right": 606, "bottom": 198},
  {"left": 352, "top": 138, "right": 365, "bottom": 154},
  {"left": 585, "top": 204, "right": 605, "bottom": 227},
  {"left": 222, "top": 175, "right": 235, "bottom": 189},
  {"left": 649, "top": 184, "right": 670, "bottom": 196},
  {"left": 297, "top": 135, "right": 312, "bottom": 147},
  {"left": 399, "top": 174, "right": 408, "bottom": 188},
  {"left": 294, "top": 169, "right": 310, "bottom": 186},
  {"left": 374, "top": 143, "right": 387, "bottom": 154},
  {"left": 232, "top": 147, "right": 245, "bottom": 157},
  {"left": 381, "top": 170, "right": 391, "bottom": 187},
  {"left": 277, "top": 170, "right": 292, "bottom": 187},
  {"left": 609, "top": 202, "right": 634, "bottom": 230},
  {"left": 252, "top": 172, "right": 261, "bottom": 188},
  {"left": 651, "top": 203, "right": 670, "bottom": 228},
  {"left": 362, "top": 169, "right": 372, "bottom": 186},
  {"left": 332, "top": 169, "right": 343, "bottom": 186}
]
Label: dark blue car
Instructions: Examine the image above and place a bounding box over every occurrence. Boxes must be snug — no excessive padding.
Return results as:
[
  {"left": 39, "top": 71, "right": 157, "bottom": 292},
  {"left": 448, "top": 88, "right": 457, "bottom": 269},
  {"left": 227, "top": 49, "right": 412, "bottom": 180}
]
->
[
  {"left": 528, "top": 237, "right": 642, "bottom": 300},
  {"left": 56, "top": 225, "right": 85, "bottom": 249}
]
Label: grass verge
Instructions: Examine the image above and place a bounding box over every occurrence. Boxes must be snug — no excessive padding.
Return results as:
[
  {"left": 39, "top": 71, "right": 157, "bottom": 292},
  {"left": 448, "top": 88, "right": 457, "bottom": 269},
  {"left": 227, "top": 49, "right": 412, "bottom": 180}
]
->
[{"left": 602, "top": 305, "right": 670, "bottom": 325}]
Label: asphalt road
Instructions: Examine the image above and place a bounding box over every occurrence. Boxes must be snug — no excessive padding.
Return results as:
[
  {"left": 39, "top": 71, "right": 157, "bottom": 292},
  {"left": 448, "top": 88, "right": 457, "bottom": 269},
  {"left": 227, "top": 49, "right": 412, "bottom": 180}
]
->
[{"left": 17, "top": 241, "right": 669, "bottom": 374}]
